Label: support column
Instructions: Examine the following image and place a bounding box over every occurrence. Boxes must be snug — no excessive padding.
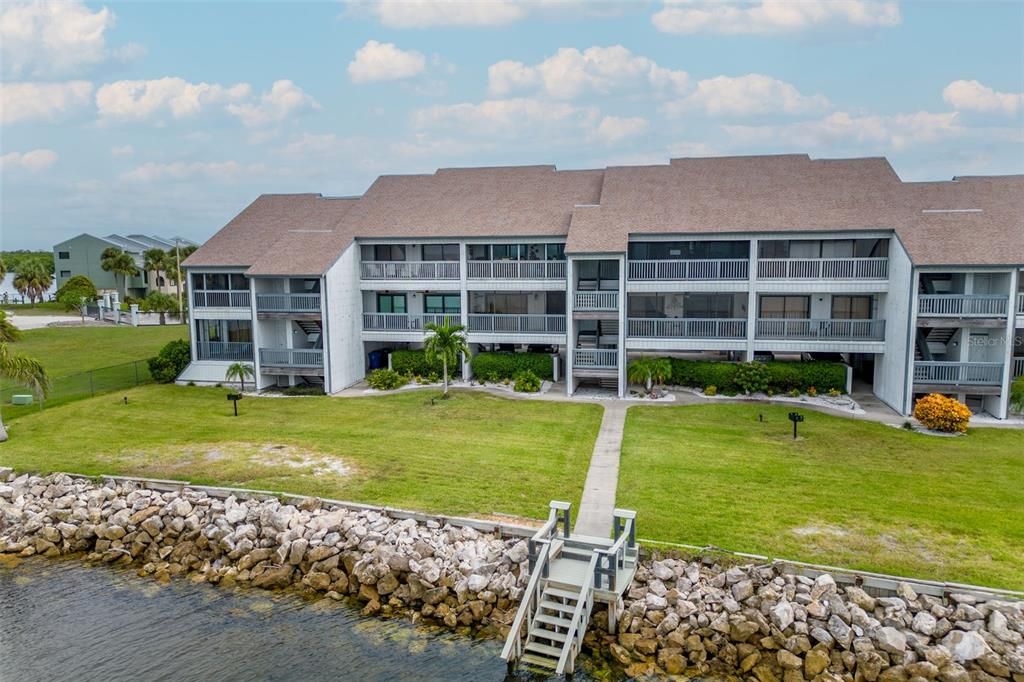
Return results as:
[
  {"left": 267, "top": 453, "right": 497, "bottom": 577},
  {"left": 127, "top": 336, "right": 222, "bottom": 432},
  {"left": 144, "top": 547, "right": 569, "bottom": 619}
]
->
[
  {"left": 617, "top": 254, "right": 627, "bottom": 398},
  {"left": 745, "top": 238, "right": 758, "bottom": 361},
  {"left": 997, "top": 269, "right": 1018, "bottom": 419},
  {"left": 250, "top": 277, "right": 263, "bottom": 390},
  {"left": 566, "top": 257, "right": 575, "bottom": 396},
  {"left": 459, "top": 243, "right": 471, "bottom": 379}
]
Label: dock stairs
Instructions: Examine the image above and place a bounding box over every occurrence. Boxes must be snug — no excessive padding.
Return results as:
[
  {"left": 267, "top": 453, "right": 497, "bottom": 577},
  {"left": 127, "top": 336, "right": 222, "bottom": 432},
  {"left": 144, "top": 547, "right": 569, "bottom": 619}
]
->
[{"left": 501, "top": 501, "right": 638, "bottom": 676}]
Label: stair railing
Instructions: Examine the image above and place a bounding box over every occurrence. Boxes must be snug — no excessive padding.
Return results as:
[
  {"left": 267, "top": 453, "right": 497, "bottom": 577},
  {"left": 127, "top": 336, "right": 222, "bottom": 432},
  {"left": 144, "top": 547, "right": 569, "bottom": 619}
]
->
[
  {"left": 528, "top": 501, "right": 571, "bottom": 574},
  {"left": 556, "top": 553, "right": 598, "bottom": 676},
  {"left": 593, "top": 509, "right": 637, "bottom": 591},
  {"left": 500, "top": 540, "right": 551, "bottom": 665}
]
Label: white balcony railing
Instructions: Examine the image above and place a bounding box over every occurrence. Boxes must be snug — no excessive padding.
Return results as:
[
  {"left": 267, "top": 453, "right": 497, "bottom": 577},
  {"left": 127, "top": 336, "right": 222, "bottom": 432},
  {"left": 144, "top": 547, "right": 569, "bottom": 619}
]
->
[
  {"left": 256, "top": 293, "right": 321, "bottom": 312},
  {"left": 918, "top": 294, "right": 1008, "bottom": 317},
  {"left": 467, "top": 260, "right": 566, "bottom": 280},
  {"left": 1014, "top": 357, "right": 1024, "bottom": 378},
  {"left": 362, "top": 313, "right": 461, "bottom": 332},
  {"left": 1017, "top": 292, "right": 1024, "bottom": 315},
  {"left": 756, "top": 318, "right": 886, "bottom": 341},
  {"left": 467, "top": 314, "right": 566, "bottom": 334},
  {"left": 627, "top": 259, "right": 749, "bottom": 281},
  {"left": 627, "top": 318, "right": 747, "bottom": 339},
  {"left": 574, "top": 291, "right": 618, "bottom": 311},
  {"left": 360, "top": 261, "right": 459, "bottom": 280},
  {"left": 757, "top": 257, "right": 888, "bottom": 280},
  {"left": 914, "top": 361, "right": 1003, "bottom": 386},
  {"left": 195, "top": 341, "right": 253, "bottom": 361},
  {"left": 259, "top": 347, "right": 323, "bottom": 368},
  {"left": 574, "top": 349, "right": 618, "bottom": 369},
  {"left": 192, "top": 290, "right": 250, "bottom": 308}
]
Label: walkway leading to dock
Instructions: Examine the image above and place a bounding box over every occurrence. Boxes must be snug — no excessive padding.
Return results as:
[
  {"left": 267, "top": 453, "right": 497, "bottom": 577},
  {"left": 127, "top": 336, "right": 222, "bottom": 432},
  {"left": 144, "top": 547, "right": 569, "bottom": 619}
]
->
[{"left": 573, "top": 403, "right": 629, "bottom": 538}]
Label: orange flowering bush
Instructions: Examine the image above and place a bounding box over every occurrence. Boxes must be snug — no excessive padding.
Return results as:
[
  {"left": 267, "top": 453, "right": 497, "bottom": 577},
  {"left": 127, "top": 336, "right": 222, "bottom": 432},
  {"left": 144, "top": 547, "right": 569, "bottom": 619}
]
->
[{"left": 913, "top": 393, "right": 971, "bottom": 433}]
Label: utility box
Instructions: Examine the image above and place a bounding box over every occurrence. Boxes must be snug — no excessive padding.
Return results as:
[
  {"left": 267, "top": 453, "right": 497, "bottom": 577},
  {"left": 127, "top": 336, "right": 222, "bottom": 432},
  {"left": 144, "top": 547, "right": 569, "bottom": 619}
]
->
[{"left": 11, "top": 394, "right": 33, "bottom": 405}]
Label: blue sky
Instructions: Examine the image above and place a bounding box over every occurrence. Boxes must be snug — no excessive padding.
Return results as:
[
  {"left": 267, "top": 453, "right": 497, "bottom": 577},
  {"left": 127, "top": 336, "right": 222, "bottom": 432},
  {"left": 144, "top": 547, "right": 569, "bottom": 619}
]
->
[{"left": 1, "top": 0, "right": 1022, "bottom": 250}]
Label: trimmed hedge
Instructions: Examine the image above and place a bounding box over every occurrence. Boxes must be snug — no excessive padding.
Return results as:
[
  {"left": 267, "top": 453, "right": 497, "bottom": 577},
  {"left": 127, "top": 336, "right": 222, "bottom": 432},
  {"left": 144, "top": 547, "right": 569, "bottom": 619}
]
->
[
  {"left": 471, "top": 352, "right": 553, "bottom": 381},
  {"left": 390, "top": 350, "right": 456, "bottom": 377},
  {"left": 666, "top": 358, "right": 845, "bottom": 394}
]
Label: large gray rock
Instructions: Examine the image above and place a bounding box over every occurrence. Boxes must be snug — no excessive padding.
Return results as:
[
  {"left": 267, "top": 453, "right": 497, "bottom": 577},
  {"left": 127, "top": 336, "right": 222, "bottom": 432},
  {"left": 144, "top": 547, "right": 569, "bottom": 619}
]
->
[
  {"left": 873, "top": 626, "right": 907, "bottom": 655},
  {"left": 941, "top": 630, "right": 988, "bottom": 662},
  {"left": 773, "top": 600, "right": 795, "bottom": 631}
]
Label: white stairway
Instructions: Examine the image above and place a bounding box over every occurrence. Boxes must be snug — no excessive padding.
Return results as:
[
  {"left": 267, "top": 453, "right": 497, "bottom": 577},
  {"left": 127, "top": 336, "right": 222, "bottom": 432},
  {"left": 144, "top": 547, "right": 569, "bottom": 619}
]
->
[{"left": 518, "top": 583, "right": 585, "bottom": 672}]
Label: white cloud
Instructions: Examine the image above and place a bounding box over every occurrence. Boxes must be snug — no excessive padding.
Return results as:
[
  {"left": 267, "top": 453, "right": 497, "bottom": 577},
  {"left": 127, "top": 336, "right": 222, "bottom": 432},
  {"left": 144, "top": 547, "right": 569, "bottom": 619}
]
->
[
  {"left": 413, "top": 97, "right": 598, "bottom": 137},
  {"left": 121, "top": 160, "right": 268, "bottom": 183},
  {"left": 0, "top": 0, "right": 139, "bottom": 77},
  {"left": 225, "top": 80, "right": 319, "bottom": 127},
  {"left": 0, "top": 80, "right": 93, "bottom": 124},
  {"left": 593, "top": 115, "right": 648, "bottom": 144},
  {"left": 360, "top": 0, "right": 526, "bottom": 28},
  {"left": 488, "top": 45, "right": 689, "bottom": 99},
  {"left": 96, "top": 77, "right": 252, "bottom": 121},
  {"left": 943, "top": 80, "right": 1022, "bottom": 116},
  {"left": 348, "top": 40, "right": 426, "bottom": 84},
  {"left": 665, "top": 73, "right": 830, "bottom": 116},
  {"left": 724, "top": 111, "right": 963, "bottom": 150},
  {"left": 111, "top": 144, "right": 134, "bottom": 157},
  {"left": 1, "top": 148, "right": 58, "bottom": 171},
  {"left": 652, "top": 0, "right": 900, "bottom": 35}
]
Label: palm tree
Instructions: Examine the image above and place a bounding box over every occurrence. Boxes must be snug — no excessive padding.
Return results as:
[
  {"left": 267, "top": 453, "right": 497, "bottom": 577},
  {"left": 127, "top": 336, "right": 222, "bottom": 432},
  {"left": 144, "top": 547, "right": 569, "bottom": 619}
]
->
[
  {"left": 0, "top": 342, "right": 50, "bottom": 442},
  {"left": 141, "top": 291, "right": 178, "bottom": 325},
  {"left": 423, "top": 322, "right": 470, "bottom": 398},
  {"left": 12, "top": 259, "right": 53, "bottom": 306},
  {"left": 166, "top": 244, "right": 197, "bottom": 325},
  {"left": 100, "top": 247, "right": 140, "bottom": 299},
  {"left": 627, "top": 357, "right": 672, "bottom": 393},
  {"left": 225, "top": 362, "right": 255, "bottom": 393},
  {"left": 0, "top": 311, "right": 21, "bottom": 342},
  {"left": 0, "top": 256, "right": 6, "bottom": 281},
  {"left": 143, "top": 248, "right": 168, "bottom": 292}
]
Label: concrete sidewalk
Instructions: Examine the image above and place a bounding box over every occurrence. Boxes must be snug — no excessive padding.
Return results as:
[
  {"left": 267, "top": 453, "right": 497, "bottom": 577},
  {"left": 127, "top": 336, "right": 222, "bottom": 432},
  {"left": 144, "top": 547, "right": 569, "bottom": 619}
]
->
[{"left": 573, "top": 402, "right": 629, "bottom": 538}]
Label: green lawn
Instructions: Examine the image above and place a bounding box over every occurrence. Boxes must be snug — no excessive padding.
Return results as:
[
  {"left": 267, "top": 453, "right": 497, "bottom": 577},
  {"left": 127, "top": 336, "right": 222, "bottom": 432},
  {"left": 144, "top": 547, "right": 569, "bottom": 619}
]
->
[
  {"left": 1, "top": 302, "right": 67, "bottom": 315},
  {"left": 619, "top": 404, "right": 1024, "bottom": 589},
  {"left": 0, "top": 385, "right": 603, "bottom": 521}
]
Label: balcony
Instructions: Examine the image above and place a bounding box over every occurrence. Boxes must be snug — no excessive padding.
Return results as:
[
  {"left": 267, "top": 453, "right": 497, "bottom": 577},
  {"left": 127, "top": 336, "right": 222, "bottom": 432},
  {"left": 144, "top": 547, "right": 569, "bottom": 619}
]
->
[
  {"left": 259, "top": 347, "right": 323, "bottom": 369},
  {"left": 628, "top": 259, "right": 748, "bottom": 281},
  {"left": 195, "top": 341, "right": 253, "bottom": 361},
  {"left": 918, "top": 294, "right": 1008, "bottom": 317},
  {"left": 467, "top": 314, "right": 566, "bottom": 334},
  {"left": 628, "top": 318, "right": 747, "bottom": 339},
  {"left": 756, "top": 318, "right": 886, "bottom": 341},
  {"left": 360, "top": 261, "right": 459, "bottom": 280},
  {"left": 574, "top": 291, "right": 618, "bottom": 312},
  {"left": 362, "top": 313, "right": 461, "bottom": 332},
  {"left": 757, "top": 257, "right": 888, "bottom": 280},
  {"left": 467, "top": 261, "right": 566, "bottom": 280},
  {"left": 574, "top": 349, "right": 617, "bottom": 369},
  {"left": 913, "top": 361, "right": 1003, "bottom": 386},
  {"left": 256, "top": 293, "right": 321, "bottom": 313},
  {"left": 192, "top": 290, "right": 250, "bottom": 308}
]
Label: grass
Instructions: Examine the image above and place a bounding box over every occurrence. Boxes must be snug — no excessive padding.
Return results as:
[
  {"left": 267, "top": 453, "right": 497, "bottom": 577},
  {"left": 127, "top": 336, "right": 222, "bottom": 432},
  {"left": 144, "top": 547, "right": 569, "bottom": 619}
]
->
[
  {"left": 0, "top": 385, "right": 603, "bottom": 521},
  {"left": 619, "top": 403, "right": 1024, "bottom": 590},
  {"left": 1, "top": 302, "right": 67, "bottom": 315}
]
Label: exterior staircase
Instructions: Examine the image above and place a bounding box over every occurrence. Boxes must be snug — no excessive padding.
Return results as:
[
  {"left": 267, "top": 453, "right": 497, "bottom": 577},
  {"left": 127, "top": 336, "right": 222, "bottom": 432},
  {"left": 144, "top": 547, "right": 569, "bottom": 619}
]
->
[{"left": 294, "top": 319, "right": 323, "bottom": 346}]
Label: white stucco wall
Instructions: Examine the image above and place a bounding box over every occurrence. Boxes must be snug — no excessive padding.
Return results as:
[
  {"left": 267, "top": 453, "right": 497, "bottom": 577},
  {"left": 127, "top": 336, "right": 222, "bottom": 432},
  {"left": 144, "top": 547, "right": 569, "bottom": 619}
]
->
[
  {"left": 324, "top": 244, "right": 364, "bottom": 392},
  {"left": 874, "top": 237, "right": 913, "bottom": 414}
]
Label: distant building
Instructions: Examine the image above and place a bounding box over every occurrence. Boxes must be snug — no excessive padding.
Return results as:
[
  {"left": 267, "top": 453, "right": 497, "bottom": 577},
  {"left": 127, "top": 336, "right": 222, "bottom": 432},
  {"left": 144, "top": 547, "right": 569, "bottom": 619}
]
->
[{"left": 52, "top": 233, "right": 197, "bottom": 298}]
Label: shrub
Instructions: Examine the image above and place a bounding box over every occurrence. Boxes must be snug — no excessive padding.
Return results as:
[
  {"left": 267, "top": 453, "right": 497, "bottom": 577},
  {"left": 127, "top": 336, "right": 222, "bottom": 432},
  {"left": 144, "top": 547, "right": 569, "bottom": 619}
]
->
[
  {"left": 806, "top": 386, "right": 818, "bottom": 397},
  {"left": 669, "top": 359, "right": 740, "bottom": 393},
  {"left": 1011, "top": 376, "right": 1024, "bottom": 415},
  {"left": 470, "top": 352, "right": 553, "bottom": 381},
  {"left": 513, "top": 370, "right": 542, "bottom": 393},
  {"left": 913, "top": 393, "right": 971, "bottom": 433},
  {"left": 147, "top": 339, "right": 190, "bottom": 383},
  {"left": 55, "top": 275, "right": 97, "bottom": 309},
  {"left": 735, "top": 362, "right": 770, "bottom": 394},
  {"left": 666, "top": 358, "right": 845, "bottom": 394},
  {"left": 390, "top": 350, "right": 454, "bottom": 378},
  {"left": 279, "top": 385, "right": 325, "bottom": 396},
  {"left": 367, "top": 368, "right": 408, "bottom": 391},
  {"left": 788, "top": 389, "right": 801, "bottom": 398},
  {"left": 827, "top": 388, "right": 842, "bottom": 398},
  {"left": 704, "top": 385, "right": 718, "bottom": 396}
]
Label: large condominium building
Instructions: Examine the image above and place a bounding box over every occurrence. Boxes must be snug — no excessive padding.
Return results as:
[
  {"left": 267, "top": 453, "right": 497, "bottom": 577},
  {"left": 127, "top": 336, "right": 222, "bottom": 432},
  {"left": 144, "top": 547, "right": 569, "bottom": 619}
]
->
[
  {"left": 179, "top": 154, "right": 1024, "bottom": 419},
  {"left": 53, "top": 233, "right": 197, "bottom": 297}
]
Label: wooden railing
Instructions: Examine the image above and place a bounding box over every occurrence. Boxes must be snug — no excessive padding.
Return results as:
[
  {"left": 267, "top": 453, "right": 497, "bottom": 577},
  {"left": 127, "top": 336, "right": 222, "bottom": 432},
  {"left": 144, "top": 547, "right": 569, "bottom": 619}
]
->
[
  {"left": 467, "top": 260, "right": 566, "bottom": 280},
  {"left": 574, "top": 349, "right": 617, "bottom": 369},
  {"left": 467, "top": 314, "right": 566, "bottom": 334},
  {"left": 556, "top": 555, "right": 597, "bottom": 676},
  {"left": 913, "top": 361, "right": 1003, "bottom": 385},
  {"left": 574, "top": 291, "right": 618, "bottom": 311},
  {"left": 192, "top": 290, "right": 250, "bottom": 308},
  {"left": 627, "top": 259, "right": 748, "bottom": 281},
  {"left": 195, "top": 341, "right": 253, "bottom": 361},
  {"left": 628, "top": 318, "right": 746, "bottom": 339},
  {"left": 593, "top": 510, "right": 636, "bottom": 592},
  {"left": 259, "top": 347, "right": 323, "bottom": 368},
  {"left": 362, "top": 313, "right": 461, "bottom": 331},
  {"left": 256, "top": 293, "right": 321, "bottom": 312},
  {"left": 918, "top": 294, "right": 1008, "bottom": 317},
  {"left": 756, "top": 318, "right": 886, "bottom": 341},
  {"left": 359, "top": 261, "right": 459, "bottom": 280},
  {"left": 757, "top": 257, "right": 888, "bottom": 279}
]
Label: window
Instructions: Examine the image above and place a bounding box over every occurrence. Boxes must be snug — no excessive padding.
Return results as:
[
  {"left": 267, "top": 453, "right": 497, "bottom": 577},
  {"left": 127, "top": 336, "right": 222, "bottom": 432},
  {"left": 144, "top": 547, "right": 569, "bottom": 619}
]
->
[
  {"left": 421, "top": 244, "right": 459, "bottom": 261},
  {"left": 226, "top": 320, "right": 253, "bottom": 343},
  {"left": 373, "top": 244, "right": 406, "bottom": 262},
  {"left": 545, "top": 292, "right": 565, "bottom": 315},
  {"left": 491, "top": 244, "right": 521, "bottom": 261},
  {"left": 192, "top": 273, "right": 205, "bottom": 290},
  {"left": 832, "top": 296, "right": 872, "bottom": 319},
  {"left": 628, "top": 294, "right": 666, "bottom": 318},
  {"left": 424, "top": 294, "right": 460, "bottom": 314},
  {"left": 471, "top": 292, "right": 526, "bottom": 314},
  {"left": 684, "top": 294, "right": 735, "bottom": 318},
  {"left": 759, "top": 295, "right": 809, "bottom": 319},
  {"left": 60, "top": 270, "right": 71, "bottom": 278},
  {"left": 156, "top": 277, "right": 166, "bottom": 287},
  {"left": 58, "top": 251, "right": 70, "bottom": 259},
  {"left": 545, "top": 244, "right": 566, "bottom": 261},
  {"left": 191, "top": 273, "right": 246, "bottom": 291},
  {"left": 629, "top": 241, "right": 748, "bottom": 260},
  {"left": 467, "top": 244, "right": 490, "bottom": 261},
  {"left": 377, "top": 294, "right": 406, "bottom": 314}
]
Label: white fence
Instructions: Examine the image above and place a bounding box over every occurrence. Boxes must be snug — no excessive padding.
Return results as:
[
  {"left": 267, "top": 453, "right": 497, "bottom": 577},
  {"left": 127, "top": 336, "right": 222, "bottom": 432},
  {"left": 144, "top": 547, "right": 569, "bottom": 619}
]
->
[
  {"left": 913, "top": 361, "right": 1003, "bottom": 385},
  {"left": 918, "top": 295, "right": 1008, "bottom": 317}
]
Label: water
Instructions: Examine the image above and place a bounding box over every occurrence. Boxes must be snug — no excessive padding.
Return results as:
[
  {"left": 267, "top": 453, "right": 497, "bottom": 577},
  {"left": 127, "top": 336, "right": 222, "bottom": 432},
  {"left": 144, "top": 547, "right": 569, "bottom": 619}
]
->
[
  {"left": 0, "top": 557, "right": 612, "bottom": 682},
  {"left": 0, "top": 274, "right": 56, "bottom": 303}
]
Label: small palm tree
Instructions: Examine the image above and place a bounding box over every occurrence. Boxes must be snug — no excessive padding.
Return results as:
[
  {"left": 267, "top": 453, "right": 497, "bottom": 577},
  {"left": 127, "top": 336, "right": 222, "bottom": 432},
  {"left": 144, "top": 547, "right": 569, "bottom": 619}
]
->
[
  {"left": 0, "top": 311, "right": 21, "bottom": 343},
  {"left": 225, "top": 362, "right": 255, "bottom": 393},
  {"left": 143, "top": 248, "right": 168, "bottom": 291},
  {"left": 627, "top": 357, "right": 672, "bottom": 393},
  {"left": 0, "top": 342, "right": 50, "bottom": 442},
  {"left": 100, "top": 247, "right": 140, "bottom": 299},
  {"left": 423, "top": 322, "right": 470, "bottom": 398}
]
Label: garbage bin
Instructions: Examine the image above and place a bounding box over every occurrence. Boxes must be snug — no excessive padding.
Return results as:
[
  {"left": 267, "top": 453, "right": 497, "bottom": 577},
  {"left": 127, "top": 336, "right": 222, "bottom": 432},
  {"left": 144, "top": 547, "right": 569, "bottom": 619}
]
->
[{"left": 368, "top": 349, "right": 389, "bottom": 370}]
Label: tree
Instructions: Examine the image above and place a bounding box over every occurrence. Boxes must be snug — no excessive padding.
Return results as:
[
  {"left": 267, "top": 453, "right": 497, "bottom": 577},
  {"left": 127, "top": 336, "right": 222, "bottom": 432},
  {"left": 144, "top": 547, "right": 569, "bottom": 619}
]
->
[
  {"left": 55, "top": 275, "right": 98, "bottom": 322},
  {"left": 143, "top": 248, "right": 168, "bottom": 291},
  {"left": 12, "top": 258, "right": 53, "bottom": 306},
  {"left": 0, "top": 342, "right": 50, "bottom": 442},
  {"left": 423, "top": 322, "right": 470, "bottom": 398},
  {"left": 0, "top": 311, "right": 21, "bottom": 342},
  {"left": 225, "top": 362, "right": 255, "bottom": 392},
  {"left": 0, "top": 255, "right": 6, "bottom": 281},
  {"left": 627, "top": 357, "right": 672, "bottom": 393},
  {"left": 165, "top": 244, "right": 197, "bottom": 325},
  {"left": 141, "top": 291, "right": 179, "bottom": 325},
  {"left": 100, "top": 247, "right": 139, "bottom": 299}
]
